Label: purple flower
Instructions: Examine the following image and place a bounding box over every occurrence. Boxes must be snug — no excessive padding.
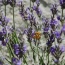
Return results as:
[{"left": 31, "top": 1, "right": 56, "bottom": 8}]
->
[
  {"left": 59, "top": 0, "right": 65, "bottom": 9},
  {"left": 50, "top": 33, "right": 55, "bottom": 43},
  {"left": 60, "top": 45, "right": 65, "bottom": 52},
  {"left": 0, "top": 30, "right": 8, "bottom": 46},
  {"left": 46, "top": 40, "right": 52, "bottom": 47},
  {"left": 2, "top": 27, "right": 7, "bottom": 35},
  {"left": 2, "top": 41, "right": 6, "bottom": 46},
  {"left": 0, "top": 21, "right": 2, "bottom": 25},
  {"left": 13, "top": 43, "right": 27, "bottom": 58},
  {"left": 36, "top": 8, "right": 42, "bottom": 16},
  {"left": 32, "top": 5, "right": 42, "bottom": 17},
  {"left": 28, "top": 13, "right": 34, "bottom": 20},
  {"left": 0, "top": 32, "right": 4, "bottom": 41},
  {"left": 50, "top": 19, "right": 58, "bottom": 30},
  {"left": 2, "top": 38, "right": 8, "bottom": 46},
  {"left": 50, "top": 45, "right": 62, "bottom": 60},
  {"left": 57, "top": 15, "right": 61, "bottom": 20},
  {"left": 4, "top": 16, "right": 10, "bottom": 23},
  {"left": 0, "top": 0, "right": 3, "bottom": 6},
  {"left": 54, "top": 59, "right": 59, "bottom": 63},
  {"left": 23, "top": 45, "right": 27, "bottom": 53},
  {"left": 60, "top": 0, "right": 65, "bottom": 5},
  {"left": 43, "top": 26, "right": 50, "bottom": 38},
  {"left": 50, "top": 4, "right": 57, "bottom": 15},
  {"left": 2, "top": 0, "right": 16, "bottom": 7},
  {"left": 23, "top": 27, "right": 35, "bottom": 36},
  {"left": 13, "top": 44, "right": 20, "bottom": 55},
  {"left": 23, "top": 29, "right": 28, "bottom": 34},
  {"left": 13, "top": 44, "right": 19, "bottom": 49},
  {"left": 9, "top": 0, "right": 16, "bottom": 7},
  {"left": 43, "top": 27, "right": 49, "bottom": 32},
  {"left": 50, "top": 19, "right": 57, "bottom": 25},
  {"left": 35, "top": 0, "right": 40, "bottom": 5},
  {"left": 54, "top": 31, "right": 61, "bottom": 39},
  {"left": 61, "top": 24, "right": 65, "bottom": 32},
  {"left": 0, "top": 60, "right": 3, "bottom": 65},
  {"left": 32, "top": 6, "right": 36, "bottom": 10},
  {"left": 50, "top": 47, "right": 56, "bottom": 54},
  {"left": 12, "top": 57, "right": 21, "bottom": 65},
  {"left": 0, "top": 16, "right": 10, "bottom": 26}
]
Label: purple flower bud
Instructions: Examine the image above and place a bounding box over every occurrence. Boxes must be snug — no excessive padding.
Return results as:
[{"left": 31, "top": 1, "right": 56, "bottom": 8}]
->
[
  {"left": 59, "top": 0, "right": 65, "bottom": 9},
  {"left": 12, "top": 57, "right": 21, "bottom": 65},
  {"left": 57, "top": 15, "right": 61, "bottom": 20},
  {"left": 2, "top": 28, "right": 7, "bottom": 35},
  {"left": 2, "top": 0, "right": 8, "bottom": 5},
  {"left": 50, "top": 4, "right": 57, "bottom": 15},
  {"left": 2, "top": 41, "right": 6, "bottom": 46},
  {"left": 0, "top": 16, "right": 10, "bottom": 26},
  {"left": 54, "top": 59, "right": 59, "bottom": 63},
  {"left": 50, "top": 19, "right": 58, "bottom": 30},
  {"left": 50, "top": 47, "right": 56, "bottom": 54},
  {"left": 60, "top": 45, "right": 65, "bottom": 52},
  {"left": 0, "top": 21, "right": 2, "bottom": 25},
  {"left": 0, "top": 32, "right": 4, "bottom": 41},
  {"left": 23, "top": 29, "right": 28, "bottom": 34},
  {"left": 0, "top": 60, "right": 3, "bottom": 65},
  {"left": 62, "top": 24, "right": 65, "bottom": 32},
  {"left": 23, "top": 45, "right": 27, "bottom": 53},
  {"left": 9, "top": 0, "right": 16, "bottom": 7},
  {"left": 60, "top": 0, "right": 65, "bottom": 4},
  {"left": 13, "top": 43, "right": 27, "bottom": 58},
  {"left": 50, "top": 19, "right": 57, "bottom": 25},
  {"left": 54, "top": 31, "right": 61, "bottom": 39},
  {"left": 32, "top": 6, "right": 36, "bottom": 10},
  {"left": 36, "top": 0, "right": 40, "bottom": 5},
  {"left": 13, "top": 44, "right": 19, "bottom": 49},
  {"left": 0, "top": 0, "right": 3, "bottom": 6},
  {"left": 33, "top": 5, "right": 42, "bottom": 17},
  {"left": 13, "top": 44, "right": 20, "bottom": 55},
  {"left": 50, "top": 33, "right": 55, "bottom": 43},
  {"left": 46, "top": 40, "right": 52, "bottom": 47},
  {"left": 43, "top": 27, "right": 49, "bottom": 32}
]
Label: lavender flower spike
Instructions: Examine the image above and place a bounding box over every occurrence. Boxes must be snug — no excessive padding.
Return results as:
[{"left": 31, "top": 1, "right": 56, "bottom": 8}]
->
[{"left": 59, "top": 0, "right": 65, "bottom": 9}]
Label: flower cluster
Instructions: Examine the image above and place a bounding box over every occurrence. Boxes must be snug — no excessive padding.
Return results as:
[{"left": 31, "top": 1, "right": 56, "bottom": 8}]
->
[
  {"left": 60, "top": 0, "right": 65, "bottom": 9},
  {"left": 2, "top": 0, "right": 16, "bottom": 7},
  {"left": 18, "top": 0, "right": 65, "bottom": 64},
  {"left": 0, "top": 12, "right": 9, "bottom": 46},
  {"left": 13, "top": 43, "right": 27, "bottom": 58}
]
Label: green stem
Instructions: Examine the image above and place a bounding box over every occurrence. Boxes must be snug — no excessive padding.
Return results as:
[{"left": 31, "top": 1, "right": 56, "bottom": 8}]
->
[
  {"left": 13, "top": 0, "right": 15, "bottom": 30},
  {"left": 61, "top": 9, "right": 64, "bottom": 25},
  {"left": 47, "top": 53, "right": 49, "bottom": 65},
  {"left": 29, "top": 42, "right": 33, "bottom": 51},
  {"left": 23, "top": 55, "right": 28, "bottom": 65},
  {"left": 5, "top": 58, "right": 12, "bottom": 64},
  {"left": 36, "top": 42, "right": 40, "bottom": 65},
  {"left": 46, "top": 47, "right": 49, "bottom": 65},
  {"left": 53, "top": 14, "right": 54, "bottom": 19},
  {"left": 5, "top": 4, "right": 6, "bottom": 16},
  {"left": 7, "top": 41, "right": 15, "bottom": 58},
  {"left": 29, "top": 42, "right": 36, "bottom": 63}
]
